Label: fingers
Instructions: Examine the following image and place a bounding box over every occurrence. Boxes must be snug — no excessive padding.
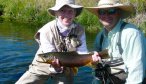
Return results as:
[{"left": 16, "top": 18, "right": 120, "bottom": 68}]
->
[
  {"left": 92, "top": 51, "right": 101, "bottom": 62},
  {"left": 51, "top": 58, "right": 63, "bottom": 72},
  {"left": 52, "top": 58, "right": 59, "bottom": 64},
  {"left": 51, "top": 58, "right": 60, "bottom": 67}
]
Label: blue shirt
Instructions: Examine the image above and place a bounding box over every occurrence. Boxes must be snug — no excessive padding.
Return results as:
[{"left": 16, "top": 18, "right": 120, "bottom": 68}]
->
[{"left": 94, "top": 20, "right": 146, "bottom": 84}]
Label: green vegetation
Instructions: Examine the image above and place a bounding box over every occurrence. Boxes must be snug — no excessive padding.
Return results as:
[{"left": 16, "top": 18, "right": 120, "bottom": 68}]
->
[
  {"left": 0, "top": 0, "right": 55, "bottom": 25},
  {"left": 0, "top": 0, "right": 145, "bottom": 34}
]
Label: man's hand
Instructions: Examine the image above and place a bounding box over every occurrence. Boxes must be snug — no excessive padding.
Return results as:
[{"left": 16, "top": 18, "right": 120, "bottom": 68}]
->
[{"left": 92, "top": 51, "right": 101, "bottom": 64}]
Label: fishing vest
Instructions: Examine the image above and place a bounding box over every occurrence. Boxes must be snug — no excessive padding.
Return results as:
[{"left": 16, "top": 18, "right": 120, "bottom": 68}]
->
[
  {"left": 55, "top": 22, "right": 84, "bottom": 52},
  {"left": 100, "top": 22, "right": 127, "bottom": 74},
  {"left": 35, "top": 20, "right": 84, "bottom": 53}
]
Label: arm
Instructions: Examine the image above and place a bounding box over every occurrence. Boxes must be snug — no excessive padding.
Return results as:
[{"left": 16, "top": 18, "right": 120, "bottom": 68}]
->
[
  {"left": 122, "top": 28, "right": 145, "bottom": 84},
  {"left": 39, "top": 30, "right": 56, "bottom": 53},
  {"left": 38, "top": 28, "right": 63, "bottom": 73}
]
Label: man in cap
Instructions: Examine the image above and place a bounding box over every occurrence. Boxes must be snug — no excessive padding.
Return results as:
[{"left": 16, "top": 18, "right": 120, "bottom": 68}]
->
[
  {"left": 16, "top": 0, "right": 88, "bottom": 84},
  {"left": 86, "top": 0, "right": 146, "bottom": 84}
]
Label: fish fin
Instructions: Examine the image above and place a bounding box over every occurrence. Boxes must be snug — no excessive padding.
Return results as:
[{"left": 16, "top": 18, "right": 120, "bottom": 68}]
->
[
  {"left": 85, "top": 62, "right": 93, "bottom": 67},
  {"left": 36, "top": 56, "right": 52, "bottom": 64},
  {"left": 71, "top": 67, "right": 78, "bottom": 75},
  {"left": 85, "top": 62, "right": 99, "bottom": 69},
  {"left": 89, "top": 64, "right": 97, "bottom": 69}
]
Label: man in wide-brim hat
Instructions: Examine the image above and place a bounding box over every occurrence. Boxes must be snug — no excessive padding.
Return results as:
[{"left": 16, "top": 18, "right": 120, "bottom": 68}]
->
[
  {"left": 86, "top": 0, "right": 146, "bottom": 84},
  {"left": 86, "top": 0, "right": 135, "bottom": 19}
]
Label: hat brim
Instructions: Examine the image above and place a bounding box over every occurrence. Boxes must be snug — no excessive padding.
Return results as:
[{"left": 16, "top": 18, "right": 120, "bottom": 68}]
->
[
  {"left": 48, "top": 4, "right": 83, "bottom": 17},
  {"left": 85, "top": 4, "right": 135, "bottom": 19}
]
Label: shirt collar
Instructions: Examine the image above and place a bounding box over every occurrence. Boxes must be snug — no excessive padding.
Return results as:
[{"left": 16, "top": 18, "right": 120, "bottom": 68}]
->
[{"left": 56, "top": 18, "right": 76, "bottom": 36}]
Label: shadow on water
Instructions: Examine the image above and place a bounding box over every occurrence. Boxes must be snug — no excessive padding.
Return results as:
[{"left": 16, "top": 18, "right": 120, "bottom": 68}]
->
[{"left": 0, "top": 21, "right": 97, "bottom": 84}]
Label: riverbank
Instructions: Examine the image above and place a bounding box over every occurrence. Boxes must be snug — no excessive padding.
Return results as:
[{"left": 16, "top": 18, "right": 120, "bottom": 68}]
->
[{"left": 0, "top": 0, "right": 146, "bottom": 34}]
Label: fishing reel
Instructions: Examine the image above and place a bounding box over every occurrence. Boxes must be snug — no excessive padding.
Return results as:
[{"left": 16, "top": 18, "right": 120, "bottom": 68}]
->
[{"left": 95, "top": 63, "right": 111, "bottom": 83}]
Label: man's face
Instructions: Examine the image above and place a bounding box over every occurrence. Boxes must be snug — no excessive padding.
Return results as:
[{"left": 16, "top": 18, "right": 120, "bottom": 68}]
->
[
  {"left": 55, "top": 6, "right": 76, "bottom": 27},
  {"left": 97, "top": 8, "right": 120, "bottom": 31}
]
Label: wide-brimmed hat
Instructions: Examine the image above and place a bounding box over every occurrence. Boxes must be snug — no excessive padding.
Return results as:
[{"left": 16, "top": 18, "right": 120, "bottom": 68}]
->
[
  {"left": 48, "top": 0, "right": 83, "bottom": 17},
  {"left": 85, "top": 0, "right": 135, "bottom": 19}
]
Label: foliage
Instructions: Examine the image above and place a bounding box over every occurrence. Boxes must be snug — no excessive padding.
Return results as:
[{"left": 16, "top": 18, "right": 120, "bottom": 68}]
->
[
  {"left": 0, "top": 0, "right": 54, "bottom": 24},
  {"left": 0, "top": 0, "right": 145, "bottom": 34}
]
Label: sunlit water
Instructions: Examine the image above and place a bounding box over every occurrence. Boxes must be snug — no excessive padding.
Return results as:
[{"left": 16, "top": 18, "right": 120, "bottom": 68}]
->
[{"left": 0, "top": 21, "right": 97, "bottom": 84}]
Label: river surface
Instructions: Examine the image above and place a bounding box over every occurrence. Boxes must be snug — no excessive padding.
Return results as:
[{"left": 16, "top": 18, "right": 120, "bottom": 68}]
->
[{"left": 0, "top": 21, "right": 98, "bottom": 84}]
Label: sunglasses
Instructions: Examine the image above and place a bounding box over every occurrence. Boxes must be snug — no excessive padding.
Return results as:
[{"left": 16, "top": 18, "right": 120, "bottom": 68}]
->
[{"left": 98, "top": 8, "right": 118, "bottom": 15}]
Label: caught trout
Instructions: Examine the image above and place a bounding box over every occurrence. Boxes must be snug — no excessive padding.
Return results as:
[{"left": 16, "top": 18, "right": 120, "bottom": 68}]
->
[{"left": 37, "top": 49, "right": 109, "bottom": 67}]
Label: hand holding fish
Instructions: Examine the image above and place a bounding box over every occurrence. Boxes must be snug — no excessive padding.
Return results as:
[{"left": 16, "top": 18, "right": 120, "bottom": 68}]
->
[
  {"left": 51, "top": 58, "right": 63, "bottom": 72},
  {"left": 92, "top": 51, "right": 101, "bottom": 65}
]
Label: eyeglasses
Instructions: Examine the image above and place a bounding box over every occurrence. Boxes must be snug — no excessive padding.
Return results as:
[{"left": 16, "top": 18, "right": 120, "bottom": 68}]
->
[{"left": 98, "top": 8, "right": 118, "bottom": 15}]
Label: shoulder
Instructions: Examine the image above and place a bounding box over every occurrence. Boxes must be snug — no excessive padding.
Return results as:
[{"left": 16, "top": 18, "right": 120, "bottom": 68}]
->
[
  {"left": 75, "top": 22, "right": 84, "bottom": 31},
  {"left": 34, "top": 20, "right": 56, "bottom": 39},
  {"left": 122, "top": 22, "right": 142, "bottom": 36},
  {"left": 95, "top": 30, "right": 104, "bottom": 38},
  {"left": 74, "top": 22, "right": 85, "bottom": 35},
  {"left": 38, "top": 20, "right": 56, "bottom": 33},
  {"left": 123, "top": 22, "right": 139, "bottom": 31},
  {"left": 121, "top": 22, "right": 144, "bottom": 43},
  {"left": 94, "top": 30, "right": 104, "bottom": 44}
]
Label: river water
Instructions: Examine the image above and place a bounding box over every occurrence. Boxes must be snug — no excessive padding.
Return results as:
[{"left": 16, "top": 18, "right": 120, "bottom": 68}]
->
[{"left": 0, "top": 21, "right": 98, "bottom": 84}]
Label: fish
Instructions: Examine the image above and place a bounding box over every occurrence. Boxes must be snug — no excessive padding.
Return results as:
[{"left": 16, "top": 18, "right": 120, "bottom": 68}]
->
[{"left": 37, "top": 49, "right": 109, "bottom": 67}]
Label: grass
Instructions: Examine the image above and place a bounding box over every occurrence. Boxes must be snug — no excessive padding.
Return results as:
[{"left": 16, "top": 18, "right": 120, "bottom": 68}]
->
[{"left": 0, "top": 0, "right": 145, "bottom": 34}]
